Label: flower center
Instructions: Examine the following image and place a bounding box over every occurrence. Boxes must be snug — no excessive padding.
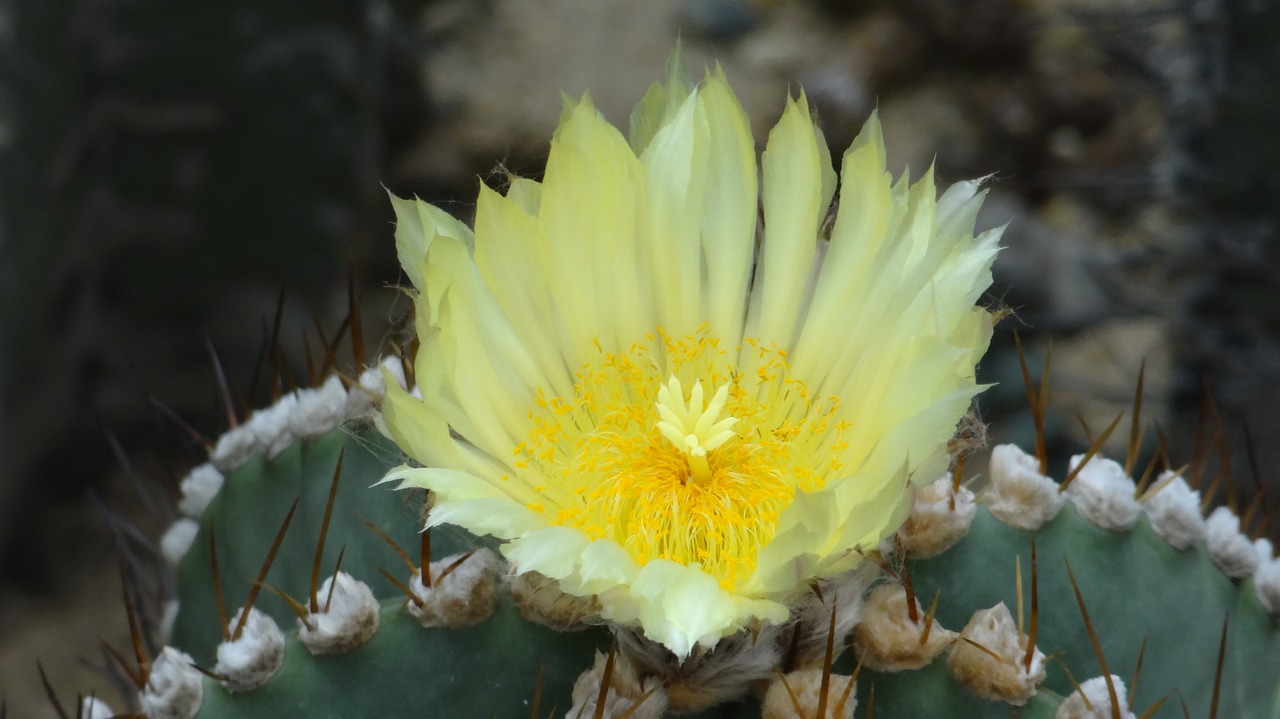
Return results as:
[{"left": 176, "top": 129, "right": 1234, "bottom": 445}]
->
[{"left": 512, "top": 329, "right": 850, "bottom": 589}]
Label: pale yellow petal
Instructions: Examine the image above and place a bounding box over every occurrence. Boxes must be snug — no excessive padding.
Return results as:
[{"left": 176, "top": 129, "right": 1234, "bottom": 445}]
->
[
  {"left": 628, "top": 42, "right": 695, "bottom": 156},
  {"left": 622, "top": 559, "right": 780, "bottom": 659},
  {"left": 747, "top": 94, "right": 826, "bottom": 350},
  {"left": 539, "top": 95, "right": 649, "bottom": 357},
  {"left": 745, "top": 486, "right": 840, "bottom": 594},
  {"left": 826, "top": 462, "right": 913, "bottom": 552},
  {"left": 566, "top": 539, "right": 641, "bottom": 595},
  {"left": 505, "top": 177, "right": 542, "bottom": 215},
  {"left": 422, "top": 234, "right": 547, "bottom": 458},
  {"left": 790, "top": 111, "right": 894, "bottom": 382},
  {"left": 430, "top": 498, "right": 545, "bottom": 540},
  {"left": 698, "top": 66, "right": 757, "bottom": 348},
  {"left": 503, "top": 526, "right": 591, "bottom": 581},
  {"left": 381, "top": 466, "right": 546, "bottom": 539},
  {"left": 387, "top": 192, "right": 475, "bottom": 293},
  {"left": 382, "top": 466, "right": 507, "bottom": 502},
  {"left": 380, "top": 381, "right": 553, "bottom": 504},
  {"left": 382, "top": 381, "right": 479, "bottom": 474},
  {"left": 473, "top": 183, "right": 575, "bottom": 399},
  {"left": 640, "top": 90, "right": 708, "bottom": 337}
]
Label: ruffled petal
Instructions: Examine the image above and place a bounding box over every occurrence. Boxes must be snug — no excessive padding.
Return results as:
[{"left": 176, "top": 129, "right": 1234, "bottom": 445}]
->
[
  {"left": 503, "top": 526, "right": 591, "bottom": 581},
  {"left": 618, "top": 559, "right": 787, "bottom": 658},
  {"left": 567, "top": 539, "right": 642, "bottom": 595}
]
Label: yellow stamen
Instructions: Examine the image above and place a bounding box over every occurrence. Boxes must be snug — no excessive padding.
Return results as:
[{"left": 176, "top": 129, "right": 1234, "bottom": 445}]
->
[{"left": 521, "top": 328, "right": 844, "bottom": 589}]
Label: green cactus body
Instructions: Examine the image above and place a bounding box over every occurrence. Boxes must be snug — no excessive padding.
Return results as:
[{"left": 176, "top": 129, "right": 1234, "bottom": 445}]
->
[
  {"left": 169, "top": 426, "right": 424, "bottom": 658},
  {"left": 195, "top": 603, "right": 607, "bottom": 718},
  {"left": 128, "top": 382, "right": 1280, "bottom": 719},
  {"left": 165, "top": 421, "right": 615, "bottom": 718},
  {"left": 856, "top": 503, "right": 1280, "bottom": 717}
]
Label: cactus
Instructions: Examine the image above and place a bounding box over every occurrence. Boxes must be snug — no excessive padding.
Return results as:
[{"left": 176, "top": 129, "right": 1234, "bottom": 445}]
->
[
  {"left": 44, "top": 51, "right": 1280, "bottom": 719},
  {"left": 87, "top": 373, "right": 1280, "bottom": 719},
  {"left": 162, "top": 420, "right": 611, "bottom": 718}
]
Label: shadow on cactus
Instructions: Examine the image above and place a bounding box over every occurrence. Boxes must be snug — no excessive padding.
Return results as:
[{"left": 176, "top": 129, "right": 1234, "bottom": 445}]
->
[{"left": 42, "top": 50, "right": 1280, "bottom": 719}]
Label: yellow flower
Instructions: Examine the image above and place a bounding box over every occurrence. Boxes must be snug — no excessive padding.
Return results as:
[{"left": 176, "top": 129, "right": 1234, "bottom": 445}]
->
[{"left": 380, "top": 57, "right": 1000, "bottom": 659}]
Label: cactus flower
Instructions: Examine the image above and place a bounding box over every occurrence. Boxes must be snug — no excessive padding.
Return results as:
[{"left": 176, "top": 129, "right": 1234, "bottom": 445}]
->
[{"left": 380, "top": 56, "right": 1001, "bottom": 659}]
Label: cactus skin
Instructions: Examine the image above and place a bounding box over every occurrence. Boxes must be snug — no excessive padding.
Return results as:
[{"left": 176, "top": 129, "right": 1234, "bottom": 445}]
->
[
  {"left": 172, "top": 423, "right": 614, "bottom": 716},
  {"left": 911, "top": 506, "right": 1279, "bottom": 717},
  {"left": 146, "top": 396, "right": 1280, "bottom": 719},
  {"left": 196, "top": 601, "right": 607, "bottom": 718},
  {"left": 854, "top": 504, "right": 1280, "bottom": 718},
  {"left": 170, "top": 427, "right": 426, "bottom": 658}
]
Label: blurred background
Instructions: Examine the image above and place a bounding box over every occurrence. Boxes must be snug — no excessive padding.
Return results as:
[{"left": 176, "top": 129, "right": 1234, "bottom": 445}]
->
[{"left": 1, "top": 0, "right": 1277, "bottom": 714}]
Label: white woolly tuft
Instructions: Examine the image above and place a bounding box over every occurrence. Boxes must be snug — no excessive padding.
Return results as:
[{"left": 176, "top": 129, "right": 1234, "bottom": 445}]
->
[
  {"left": 158, "top": 599, "right": 180, "bottom": 646},
  {"left": 1064, "top": 454, "right": 1140, "bottom": 531},
  {"left": 344, "top": 360, "right": 393, "bottom": 419},
  {"left": 408, "top": 548, "right": 499, "bottom": 628},
  {"left": 139, "top": 646, "right": 203, "bottom": 719},
  {"left": 983, "top": 444, "right": 1064, "bottom": 530},
  {"left": 1254, "top": 556, "right": 1280, "bottom": 617},
  {"left": 210, "top": 425, "right": 256, "bottom": 473},
  {"left": 1206, "top": 506, "right": 1259, "bottom": 578},
  {"left": 298, "top": 571, "right": 381, "bottom": 655},
  {"left": 852, "top": 583, "right": 956, "bottom": 672},
  {"left": 177, "top": 463, "right": 224, "bottom": 518},
  {"left": 289, "top": 375, "right": 349, "bottom": 440},
  {"left": 900, "top": 472, "right": 977, "bottom": 558},
  {"left": 568, "top": 650, "right": 668, "bottom": 719},
  {"left": 247, "top": 394, "right": 299, "bottom": 459},
  {"left": 762, "top": 669, "right": 857, "bottom": 719},
  {"left": 1139, "top": 472, "right": 1205, "bottom": 550},
  {"left": 159, "top": 519, "right": 199, "bottom": 565},
  {"left": 79, "top": 696, "right": 115, "bottom": 719},
  {"left": 214, "top": 607, "right": 286, "bottom": 692},
  {"left": 1255, "top": 537, "right": 1274, "bottom": 565},
  {"left": 947, "top": 602, "right": 1044, "bottom": 706},
  {"left": 1053, "top": 675, "right": 1135, "bottom": 719}
]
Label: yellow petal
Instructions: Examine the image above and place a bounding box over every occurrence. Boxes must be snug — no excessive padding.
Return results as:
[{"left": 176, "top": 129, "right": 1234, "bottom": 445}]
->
[
  {"left": 698, "top": 66, "right": 757, "bottom": 348},
  {"left": 505, "top": 177, "right": 542, "bottom": 215},
  {"left": 747, "top": 94, "right": 827, "bottom": 350},
  {"left": 640, "top": 89, "right": 708, "bottom": 337},
  {"left": 539, "top": 95, "right": 648, "bottom": 357},
  {"left": 790, "top": 111, "right": 893, "bottom": 383},
  {"left": 387, "top": 192, "right": 474, "bottom": 293},
  {"left": 622, "top": 559, "right": 785, "bottom": 658},
  {"left": 568, "top": 539, "right": 642, "bottom": 595},
  {"left": 473, "top": 183, "right": 575, "bottom": 399},
  {"left": 422, "top": 234, "right": 544, "bottom": 458},
  {"left": 503, "top": 526, "right": 591, "bottom": 581},
  {"left": 628, "top": 41, "right": 695, "bottom": 156},
  {"left": 382, "top": 466, "right": 545, "bottom": 539}
]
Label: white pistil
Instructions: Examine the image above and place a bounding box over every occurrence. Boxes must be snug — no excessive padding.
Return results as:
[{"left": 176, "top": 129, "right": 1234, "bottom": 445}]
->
[{"left": 655, "top": 376, "right": 738, "bottom": 484}]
